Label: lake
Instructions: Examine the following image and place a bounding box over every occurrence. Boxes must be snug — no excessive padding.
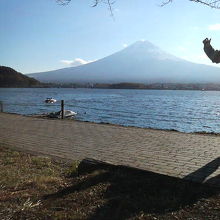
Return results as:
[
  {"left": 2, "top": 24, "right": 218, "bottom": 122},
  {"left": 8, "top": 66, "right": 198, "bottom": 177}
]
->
[{"left": 1, "top": 88, "right": 220, "bottom": 133}]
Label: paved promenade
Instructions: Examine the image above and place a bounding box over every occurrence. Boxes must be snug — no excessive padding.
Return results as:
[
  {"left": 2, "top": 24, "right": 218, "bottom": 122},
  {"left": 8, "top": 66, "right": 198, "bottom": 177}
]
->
[{"left": 0, "top": 113, "right": 220, "bottom": 187}]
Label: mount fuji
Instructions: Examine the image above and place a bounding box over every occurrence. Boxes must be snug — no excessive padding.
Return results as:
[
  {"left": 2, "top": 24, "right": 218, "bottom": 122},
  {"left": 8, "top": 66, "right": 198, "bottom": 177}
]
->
[{"left": 28, "top": 40, "right": 220, "bottom": 83}]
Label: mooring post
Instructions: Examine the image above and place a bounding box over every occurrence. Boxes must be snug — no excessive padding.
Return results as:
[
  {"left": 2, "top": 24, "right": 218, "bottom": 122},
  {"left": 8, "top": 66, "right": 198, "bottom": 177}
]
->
[
  {"left": 61, "top": 100, "right": 64, "bottom": 119},
  {"left": 0, "top": 101, "right": 3, "bottom": 113}
]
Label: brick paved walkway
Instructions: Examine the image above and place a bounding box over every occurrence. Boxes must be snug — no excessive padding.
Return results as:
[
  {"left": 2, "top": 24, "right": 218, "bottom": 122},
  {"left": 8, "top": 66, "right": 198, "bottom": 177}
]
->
[{"left": 0, "top": 113, "right": 220, "bottom": 187}]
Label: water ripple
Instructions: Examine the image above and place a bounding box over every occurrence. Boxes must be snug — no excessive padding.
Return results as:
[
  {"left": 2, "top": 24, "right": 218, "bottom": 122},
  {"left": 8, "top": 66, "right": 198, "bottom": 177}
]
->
[{"left": 1, "top": 88, "right": 220, "bottom": 133}]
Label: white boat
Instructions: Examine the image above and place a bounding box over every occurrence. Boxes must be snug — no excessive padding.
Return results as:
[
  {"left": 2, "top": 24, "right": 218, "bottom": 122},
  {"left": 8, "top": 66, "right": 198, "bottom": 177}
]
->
[
  {"left": 45, "top": 98, "right": 57, "bottom": 103},
  {"left": 49, "top": 110, "right": 77, "bottom": 118}
]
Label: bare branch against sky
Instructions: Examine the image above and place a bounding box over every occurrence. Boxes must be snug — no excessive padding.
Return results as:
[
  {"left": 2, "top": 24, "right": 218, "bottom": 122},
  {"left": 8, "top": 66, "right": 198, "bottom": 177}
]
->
[
  {"left": 56, "top": 0, "right": 71, "bottom": 6},
  {"left": 56, "top": 0, "right": 115, "bottom": 15},
  {"left": 56, "top": 0, "right": 220, "bottom": 9},
  {"left": 161, "top": 0, "right": 220, "bottom": 9}
]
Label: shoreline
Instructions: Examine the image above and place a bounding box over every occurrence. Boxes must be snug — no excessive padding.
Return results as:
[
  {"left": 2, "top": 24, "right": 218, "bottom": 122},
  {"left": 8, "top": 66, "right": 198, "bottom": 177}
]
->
[
  {"left": 1, "top": 111, "right": 220, "bottom": 188},
  {"left": 2, "top": 111, "right": 220, "bottom": 136},
  {"left": 3, "top": 86, "right": 220, "bottom": 91}
]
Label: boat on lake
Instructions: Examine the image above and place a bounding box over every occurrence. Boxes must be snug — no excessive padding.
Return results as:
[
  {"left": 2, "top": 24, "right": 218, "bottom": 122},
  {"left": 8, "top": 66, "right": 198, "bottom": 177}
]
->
[
  {"left": 48, "top": 110, "right": 77, "bottom": 119},
  {"left": 45, "top": 98, "right": 57, "bottom": 103}
]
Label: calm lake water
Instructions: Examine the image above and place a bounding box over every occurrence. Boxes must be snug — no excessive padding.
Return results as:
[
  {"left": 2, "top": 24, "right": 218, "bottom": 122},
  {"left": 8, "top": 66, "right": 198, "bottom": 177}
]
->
[{"left": 1, "top": 88, "right": 220, "bottom": 133}]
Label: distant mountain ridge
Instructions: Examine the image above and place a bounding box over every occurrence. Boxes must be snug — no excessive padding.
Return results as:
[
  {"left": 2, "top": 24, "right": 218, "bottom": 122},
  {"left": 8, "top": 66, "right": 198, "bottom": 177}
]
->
[
  {"left": 0, "top": 66, "right": 41, "bottom": 88},
  {"left": 29, "top": 41, "right": 220, "bottom": 83}
]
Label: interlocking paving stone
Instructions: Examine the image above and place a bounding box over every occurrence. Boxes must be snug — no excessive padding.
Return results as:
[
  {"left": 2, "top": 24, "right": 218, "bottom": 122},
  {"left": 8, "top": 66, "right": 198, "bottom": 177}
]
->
[{"left": 0, "top": 112, "right": 220, "bottom": 187}]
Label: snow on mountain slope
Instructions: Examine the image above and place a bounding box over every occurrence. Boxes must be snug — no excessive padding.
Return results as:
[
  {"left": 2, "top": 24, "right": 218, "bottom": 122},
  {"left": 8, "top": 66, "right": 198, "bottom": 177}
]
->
[{"left": 29, "top": 40, "right": 220, "bottom": 83}]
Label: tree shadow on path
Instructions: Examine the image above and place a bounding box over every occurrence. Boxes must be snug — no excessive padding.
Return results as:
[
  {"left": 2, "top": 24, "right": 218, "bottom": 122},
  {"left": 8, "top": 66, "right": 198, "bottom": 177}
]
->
[
  {"left": 183, "top": 157, "right": 220, "bottom": 186},
  {"left": 43, "top": 159, "right": 220, "bottom": 220}
]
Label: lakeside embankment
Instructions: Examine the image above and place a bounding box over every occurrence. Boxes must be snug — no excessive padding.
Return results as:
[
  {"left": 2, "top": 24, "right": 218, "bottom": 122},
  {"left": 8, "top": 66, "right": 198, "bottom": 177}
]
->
[
  {"left": 5, "top": 110, "right": 220, "bottom": 136},
  {"left": 31, "top": 112, "right": 220, "bottom": 136},
  {"left": 1, "top": 88, "right": 220, "bottom": 133},
  {"left": 0, "top": 112, "right": 220, "bottom": 188}
]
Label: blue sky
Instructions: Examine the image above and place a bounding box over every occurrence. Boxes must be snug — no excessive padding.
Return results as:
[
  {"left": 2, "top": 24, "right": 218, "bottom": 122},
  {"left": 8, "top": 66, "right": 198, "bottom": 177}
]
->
[{"left": 1, "top": 0, "right": 220, "bottom": 74}]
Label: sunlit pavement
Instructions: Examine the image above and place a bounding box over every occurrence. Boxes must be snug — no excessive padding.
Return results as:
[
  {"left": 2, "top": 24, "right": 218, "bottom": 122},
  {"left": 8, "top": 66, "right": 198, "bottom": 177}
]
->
[{"left": 0, "top": 112, "right": 220, "bottom": 187}]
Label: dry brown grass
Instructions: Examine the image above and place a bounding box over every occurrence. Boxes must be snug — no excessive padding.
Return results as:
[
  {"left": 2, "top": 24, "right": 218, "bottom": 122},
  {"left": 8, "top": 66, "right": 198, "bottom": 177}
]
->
[{"left": 0, "top": 145, "right": 219, "bottom": 220}]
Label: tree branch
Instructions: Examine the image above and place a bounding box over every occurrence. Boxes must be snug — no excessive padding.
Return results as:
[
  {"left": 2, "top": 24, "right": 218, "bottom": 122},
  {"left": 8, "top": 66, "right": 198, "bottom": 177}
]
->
[
  {"left": 160, "top": 0, "right": 173, "bottom": 7},
  {"left": 56, "top": 0, "right": 220, "bottom": 10},
  {"left": 57, "top": 0, "right": 115, "bottom": 16},
  {"left": 56, "top": 0, "right": 71, "bottom": 6},
  {"left": 190, "top": 0, "right": 220, "bottom": 9},
  {"left": 161, "top": 0, "right": 220, "bottom": 9}
]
